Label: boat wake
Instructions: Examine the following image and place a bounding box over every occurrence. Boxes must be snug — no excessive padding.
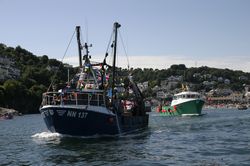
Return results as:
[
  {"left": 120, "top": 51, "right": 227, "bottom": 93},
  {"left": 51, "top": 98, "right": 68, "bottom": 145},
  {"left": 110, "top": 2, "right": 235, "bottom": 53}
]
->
[
  {"left": 32, "top": 131, "right": 120, "bottom": 140},
  {"left": 32, "top": 131, "right": 61, "bottom": 139}
]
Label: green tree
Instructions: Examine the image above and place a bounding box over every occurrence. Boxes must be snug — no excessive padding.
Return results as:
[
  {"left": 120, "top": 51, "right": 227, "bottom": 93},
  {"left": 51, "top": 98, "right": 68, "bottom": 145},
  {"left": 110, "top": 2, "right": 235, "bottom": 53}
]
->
[
  {"left": 40, "top": 55, "right": 49, "bottom": 65},
  {"left": 3, "top": 80, "right": 28, "bottom": 113},
  {"left": 0, "top": 86, "right": 5, "bottom": 106}
]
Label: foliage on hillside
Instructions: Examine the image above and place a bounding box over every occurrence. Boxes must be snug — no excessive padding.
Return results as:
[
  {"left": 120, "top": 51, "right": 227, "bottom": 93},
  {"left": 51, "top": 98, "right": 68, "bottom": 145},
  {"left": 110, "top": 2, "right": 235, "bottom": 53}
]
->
[
  {"left": 132, "top": 65, "right": 250, "bottom": 96},
  {"left": 0, "top": 43, "right": 75, "bottom": 114},
  {"left": 131, "top": 64, "right": 250, "bottom": 95},
  {"left": 0, "top": 43, "right": 249, "bottom": 113}
]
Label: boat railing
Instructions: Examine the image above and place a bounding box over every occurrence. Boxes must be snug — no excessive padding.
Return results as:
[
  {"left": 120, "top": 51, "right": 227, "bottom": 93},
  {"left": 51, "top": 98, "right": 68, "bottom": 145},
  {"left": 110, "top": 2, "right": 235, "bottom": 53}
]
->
[
  {"left": 175, "top": 94, "right": 201, "bottom": 100},
  {"left": 41, "top": 91, "right": 105, "bottom": 107}
]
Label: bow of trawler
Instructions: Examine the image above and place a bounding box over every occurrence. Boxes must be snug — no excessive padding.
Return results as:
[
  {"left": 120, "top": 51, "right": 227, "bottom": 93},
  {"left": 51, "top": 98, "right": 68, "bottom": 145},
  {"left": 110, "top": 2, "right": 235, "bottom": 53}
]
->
[{"left": 40, "top": 89, "right": 121, "bottom": 136}]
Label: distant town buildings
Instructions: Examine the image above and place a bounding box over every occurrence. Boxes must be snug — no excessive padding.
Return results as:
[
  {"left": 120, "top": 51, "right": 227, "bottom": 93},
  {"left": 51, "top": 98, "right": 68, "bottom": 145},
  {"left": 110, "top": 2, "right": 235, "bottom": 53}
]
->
[
  {"left": 207, "top": 92, "right": 247, "bottom": 104},
  {"left": 154, "top": 75, "right": 183, "bottom": 99},
  {"left": 203, "top": 81, "right": 215, "bottom": 86},
  {"left": 156, "top": 91, "right": 165, "bottom": 99},
  {"left": 143, "top": 73, "right": 250, "bottom": 105}
]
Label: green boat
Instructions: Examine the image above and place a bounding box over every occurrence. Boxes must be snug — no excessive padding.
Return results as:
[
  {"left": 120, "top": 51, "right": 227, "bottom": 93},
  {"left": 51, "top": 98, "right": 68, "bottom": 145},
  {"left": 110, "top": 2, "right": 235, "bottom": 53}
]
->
[{"left": 157, "top": 91, "right": 205, "bottom": 116}]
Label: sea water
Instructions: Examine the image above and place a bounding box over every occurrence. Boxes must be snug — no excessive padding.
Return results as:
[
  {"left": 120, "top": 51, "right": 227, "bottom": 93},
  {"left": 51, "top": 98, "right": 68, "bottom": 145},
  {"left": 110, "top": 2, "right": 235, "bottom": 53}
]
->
[{"left": 0, "top": 109, "right": 250, "bottom": 165}]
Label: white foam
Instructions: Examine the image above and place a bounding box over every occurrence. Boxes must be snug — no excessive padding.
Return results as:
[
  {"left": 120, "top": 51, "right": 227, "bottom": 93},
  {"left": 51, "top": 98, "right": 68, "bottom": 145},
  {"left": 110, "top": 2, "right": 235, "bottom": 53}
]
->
[
  {"left": 32, "top": 131, "right": 61, "bottom": 139},
  {"left": 155, "top": 130, "right": 163, "bottom": 133}
]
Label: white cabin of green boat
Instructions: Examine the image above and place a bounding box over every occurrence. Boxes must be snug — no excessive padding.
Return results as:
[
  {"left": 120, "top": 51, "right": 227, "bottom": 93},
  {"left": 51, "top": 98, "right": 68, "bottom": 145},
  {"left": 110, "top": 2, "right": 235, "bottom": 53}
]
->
[{"left": 171, "top": 91, "right": 204, "bottom": 106}]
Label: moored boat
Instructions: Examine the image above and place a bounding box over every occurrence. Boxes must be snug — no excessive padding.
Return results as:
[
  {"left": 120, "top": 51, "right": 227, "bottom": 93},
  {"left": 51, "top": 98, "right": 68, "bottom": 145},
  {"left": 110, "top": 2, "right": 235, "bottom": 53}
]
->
[
  {"left": 157, "top": 91, "right": 205, "bottom": 116},
  {"left": 39, "top": 22, "right": 148, "bottom": 137},
  {"left": 0, "top": 113, "right": 13, "bottom": 120},
  {"left": 0, "top": 107, "right": 17, "bottom": 120},
  {"left": 236, "top": 104, "right": 248, "bottom": 110}
]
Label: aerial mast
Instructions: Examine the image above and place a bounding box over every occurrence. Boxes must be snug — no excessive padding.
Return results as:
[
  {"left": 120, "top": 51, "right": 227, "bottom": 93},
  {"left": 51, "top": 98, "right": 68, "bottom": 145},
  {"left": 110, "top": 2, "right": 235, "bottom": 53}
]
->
[
  {"left": 111, "top": 22, "right": 121, "bottom": 105},
  {"left": 76, "top": 26, "right": 83, "bottom": 68}
]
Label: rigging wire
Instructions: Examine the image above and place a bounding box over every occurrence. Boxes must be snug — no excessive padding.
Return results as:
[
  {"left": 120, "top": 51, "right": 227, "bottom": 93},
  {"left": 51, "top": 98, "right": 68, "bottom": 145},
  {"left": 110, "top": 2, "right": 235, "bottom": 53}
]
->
[
  {"left": 47, "top": 30, "right": 76, "bottom": 92},
  {"left": 104, "top": 29, "right": 114, "bottom": 58},
  {"left": 61, "top": 30, "right": 76, "bottom": 63},
  {"left": 118, "top": 29, "right": 130, "bottom": 70},
  {"left": 103, "top": 29, "right": 114, "bottom": 69},
  {"left": 105, "top": 27, "right": 130, "bottom": 78}
]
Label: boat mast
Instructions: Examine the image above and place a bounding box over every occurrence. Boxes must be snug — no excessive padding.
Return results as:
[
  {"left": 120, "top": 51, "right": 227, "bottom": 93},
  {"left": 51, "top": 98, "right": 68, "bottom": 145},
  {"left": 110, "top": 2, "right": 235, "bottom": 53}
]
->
[
  {"left": 76, "top": 26, "right": 83, "bottom": 68},
  {"left": 84, "top": 42, "right": 90, "bottom": 63},
  {"left": 111, "top": 22, "right": 121, "bottom": 105}
]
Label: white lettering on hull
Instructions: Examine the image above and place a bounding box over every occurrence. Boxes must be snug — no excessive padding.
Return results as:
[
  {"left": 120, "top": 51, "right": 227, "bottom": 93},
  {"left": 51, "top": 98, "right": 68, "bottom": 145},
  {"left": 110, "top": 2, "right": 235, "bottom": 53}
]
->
[
  {"left": 57, "top": 110, "right": 66, "bottom": 116},
  {"left": 78, "top": 112, "right": 88, "bottom": 118},
  {"left": 67, "top": 111, "right": 88, "bottom": 119},
  {"left": 42, "top": 109, "right": 54, "bottom": 118},
  {"left": 42, "top": 109, "right": 88, "bottom": 119},
  {"left": 67, "top": 111, "right": 77, "bottom": 117}
]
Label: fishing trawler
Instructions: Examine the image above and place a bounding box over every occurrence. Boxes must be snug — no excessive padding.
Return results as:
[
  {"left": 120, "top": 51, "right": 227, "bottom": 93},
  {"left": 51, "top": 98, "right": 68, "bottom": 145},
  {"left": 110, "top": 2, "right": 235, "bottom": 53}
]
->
[
  {"left": 157, "top": 85, "right": 205, "bottom": 116},
  {"left": 39, "top": 22, "right": 148, "bottom": 136}
]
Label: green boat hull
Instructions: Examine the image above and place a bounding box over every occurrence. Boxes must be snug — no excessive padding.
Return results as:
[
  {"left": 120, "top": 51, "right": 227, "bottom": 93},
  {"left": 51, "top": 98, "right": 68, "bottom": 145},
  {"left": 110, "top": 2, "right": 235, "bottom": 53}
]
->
[{"left": 159, "top": 99, "right": 205, "bottom": 116}]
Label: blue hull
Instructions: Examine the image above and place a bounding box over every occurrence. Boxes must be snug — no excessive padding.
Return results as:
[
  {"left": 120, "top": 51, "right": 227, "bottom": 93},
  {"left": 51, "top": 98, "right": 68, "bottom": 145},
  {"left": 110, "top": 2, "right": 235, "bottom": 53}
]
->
[{"left": 40, "top": 106, "right": 148, "bottom": 136}]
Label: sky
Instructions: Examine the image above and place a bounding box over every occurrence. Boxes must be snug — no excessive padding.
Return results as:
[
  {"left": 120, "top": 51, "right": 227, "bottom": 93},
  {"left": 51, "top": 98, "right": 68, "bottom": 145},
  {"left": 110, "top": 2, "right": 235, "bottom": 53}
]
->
[{"left": 1, "top": 0, "right": 250, "bottom": 72}]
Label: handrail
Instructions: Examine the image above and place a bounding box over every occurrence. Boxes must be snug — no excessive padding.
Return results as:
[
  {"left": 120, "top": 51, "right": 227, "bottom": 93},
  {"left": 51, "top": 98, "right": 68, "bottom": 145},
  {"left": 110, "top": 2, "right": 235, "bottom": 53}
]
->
[{"left": 41, "top": 91, "right": 106, "bottom": 107}]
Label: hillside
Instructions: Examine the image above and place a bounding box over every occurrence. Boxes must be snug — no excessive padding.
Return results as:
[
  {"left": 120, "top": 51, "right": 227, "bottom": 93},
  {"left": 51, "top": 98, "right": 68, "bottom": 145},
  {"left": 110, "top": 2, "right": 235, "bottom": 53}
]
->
[
  {"left": 132, "top": 65, "right": 250, "bottom": 94},
  {"left": 0, "top": 43, "right": 76, "bottom": 114},
  {"left": 0, "top": 43, "right": 250, "bottom": 113}
]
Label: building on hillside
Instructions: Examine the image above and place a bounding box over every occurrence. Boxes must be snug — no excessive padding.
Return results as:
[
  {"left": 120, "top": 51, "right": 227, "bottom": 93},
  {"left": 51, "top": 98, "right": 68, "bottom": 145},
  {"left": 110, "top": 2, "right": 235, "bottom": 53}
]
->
[
  {"left": 137, "top": 81, "right": 149, "bottom": 92},
  {"left": 217, "top": 77, "right": 224, "bottom": 82},
  {"left": 239, "top": 76, "right": 248, "bottom": 81},
  {"left": 46, "top": 65, "right": 59, "bottom": 71},
  {"left": 167, "top": 75, "right": 183, "bottom": 82},
  {"left": 193, "top": 73, "right": 201, "bottom": 78},
  {"left": 160, "top": 80, "right": 167, "bottom": 87},
  {"left": 207, "top": 92, "right": 245, "bottom": 104},
  {"left": 156, "top": 91, "right": 166, "bottom": 99},
  {"left": 230, "top": 92, "right": 245, "bottom": 103},
  {"left": 244, "top": 85, "right": 250, "bottom": 104},
  {"left": 245, "top": 92, "right": 250, "bottom": 103},
  {"left": 166, "top": 81, "right": 179, "bottom": 91},
  {"left": 211, "top": 88, "right": 233, "bottom": 96},
  {"left": 143, "top": 81, "right": 148, "bottom": 89},
  {"left": 152, "top": 85, "right": 160, "bottom": 92},
  {"left": 202, "top": 74, "right": 212, "bottom": 80},
  {"left": 203, "top": 81, "right": 215, "bottom": 86},
  {"left": 224, "top": 79, "right": 230, "bottom": 84},
  {"left": 159, "top": 76, "right": 182, "bottom": 91}
]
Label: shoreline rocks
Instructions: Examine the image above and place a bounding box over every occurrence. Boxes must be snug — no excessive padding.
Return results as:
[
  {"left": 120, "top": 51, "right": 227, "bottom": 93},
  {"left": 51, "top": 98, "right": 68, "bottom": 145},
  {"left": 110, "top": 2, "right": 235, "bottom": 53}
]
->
[{"left": 0, "top": 107, "right": 19, "bottom": 118}]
